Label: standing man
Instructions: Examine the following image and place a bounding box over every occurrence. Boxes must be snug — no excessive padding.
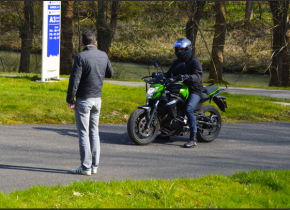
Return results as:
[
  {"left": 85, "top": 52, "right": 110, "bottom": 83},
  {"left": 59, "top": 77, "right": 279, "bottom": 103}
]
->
[{"left": 66, "top": 30, "right": 114, "bottom": 175}]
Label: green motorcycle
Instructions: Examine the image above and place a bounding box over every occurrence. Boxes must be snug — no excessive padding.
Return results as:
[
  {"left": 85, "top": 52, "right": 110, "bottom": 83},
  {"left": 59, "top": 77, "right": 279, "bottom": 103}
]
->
[{"left": 127, "top": 60, "right": 228, "bottom": 145}]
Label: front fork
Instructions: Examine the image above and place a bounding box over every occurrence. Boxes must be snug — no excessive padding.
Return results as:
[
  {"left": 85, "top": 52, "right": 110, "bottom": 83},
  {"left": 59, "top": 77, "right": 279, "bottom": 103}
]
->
[{"left": 138, "top": 99, "right": 159, "bottom": 130}]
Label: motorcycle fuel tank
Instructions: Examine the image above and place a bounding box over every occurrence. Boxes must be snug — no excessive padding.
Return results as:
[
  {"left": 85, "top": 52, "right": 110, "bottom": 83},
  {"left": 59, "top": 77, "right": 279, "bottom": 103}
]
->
[{"left": 166, "top": 82, "right": 189, "bottom": 99}]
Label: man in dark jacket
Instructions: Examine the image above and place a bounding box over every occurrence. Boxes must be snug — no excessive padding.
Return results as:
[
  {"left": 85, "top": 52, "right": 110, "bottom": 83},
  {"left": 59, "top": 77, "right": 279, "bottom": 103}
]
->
[
  {"left": 66, "top": 30, "right": 114, "bottom": 175},
  {"left": 162, "top": 38, "right": 204, "bottom": 148}
]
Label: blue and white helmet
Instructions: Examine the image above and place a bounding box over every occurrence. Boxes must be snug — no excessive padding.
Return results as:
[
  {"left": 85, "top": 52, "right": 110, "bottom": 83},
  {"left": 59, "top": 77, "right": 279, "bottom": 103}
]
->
[{"left": 174, "top": 38, "right": 192, "bottom": 61}]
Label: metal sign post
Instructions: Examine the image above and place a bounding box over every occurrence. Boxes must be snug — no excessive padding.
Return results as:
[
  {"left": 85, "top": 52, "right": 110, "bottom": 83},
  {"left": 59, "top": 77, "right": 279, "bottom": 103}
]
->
[{"left": 41, "top": 1, "right": 61, "bottom": 82}]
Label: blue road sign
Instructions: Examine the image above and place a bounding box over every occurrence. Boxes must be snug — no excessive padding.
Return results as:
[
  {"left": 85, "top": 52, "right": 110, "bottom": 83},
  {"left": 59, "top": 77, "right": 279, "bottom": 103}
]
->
[{"left": 47, "top": 3, "right": 60, "bottom": 57}]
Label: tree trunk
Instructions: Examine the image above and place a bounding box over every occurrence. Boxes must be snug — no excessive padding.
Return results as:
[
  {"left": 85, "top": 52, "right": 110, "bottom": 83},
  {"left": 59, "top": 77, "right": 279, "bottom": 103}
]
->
[
  {"left": 283, "top": 31, "right": 290, "bottom": 86},
  {"left": 281, "top": 3, "right": 290, "bottom": 87},
  {"left": 207, "top": 1, "right": 226, "bottom": 83},
  {"left": 60, "top": 1, "right": 75, "bottom": 75},
  {"left": 185, "top": 1, "right": 206, "bottom": 56},
  {"left": 19, "top": 1, "right": 34, "bottom": 73},
  {"left": 95, "top": 1, "right": 120, "bottom": 53},
  {"left": 269, "top": 1, "right": 290, "bottom": 87},
  {"left": 245, "top": 1, "right": 253, "bottom": 20}
]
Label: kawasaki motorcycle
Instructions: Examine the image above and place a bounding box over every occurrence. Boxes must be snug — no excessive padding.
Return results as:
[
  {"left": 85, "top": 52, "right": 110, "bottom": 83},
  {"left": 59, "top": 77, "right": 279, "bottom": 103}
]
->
[{"left": 127, "top": 60, "right": 228, "bottom": 145}]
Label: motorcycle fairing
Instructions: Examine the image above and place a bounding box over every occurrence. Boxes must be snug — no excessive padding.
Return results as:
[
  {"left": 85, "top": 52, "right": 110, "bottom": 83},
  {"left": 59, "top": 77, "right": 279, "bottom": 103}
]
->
[{"left": 150, "top": 84, "right": 164, "bottom": 99}]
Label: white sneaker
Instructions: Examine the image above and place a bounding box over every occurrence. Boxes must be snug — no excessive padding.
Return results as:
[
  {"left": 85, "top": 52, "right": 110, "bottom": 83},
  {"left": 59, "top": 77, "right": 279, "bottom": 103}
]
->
[
  {"left": 92, "top": 167, "right": 98, "bottom": 174},
  {"left": 70, "top": 166, "right": 91, "bottom": 176}
]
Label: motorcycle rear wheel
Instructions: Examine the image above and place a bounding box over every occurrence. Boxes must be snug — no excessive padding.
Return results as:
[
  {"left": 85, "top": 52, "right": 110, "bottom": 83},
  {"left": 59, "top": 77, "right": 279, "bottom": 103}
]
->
[
  {"left": 197, "top": 105, "right": 222, "bottom": 142},
  {"left": 127, "top": 108, "right": 159, "bottom": 145}
]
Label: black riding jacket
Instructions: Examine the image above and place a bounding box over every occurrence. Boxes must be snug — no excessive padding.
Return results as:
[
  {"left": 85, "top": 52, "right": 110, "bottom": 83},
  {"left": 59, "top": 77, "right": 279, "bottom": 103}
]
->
[{"left": 164, "top": 55, "right": 204, "bottom": 96}]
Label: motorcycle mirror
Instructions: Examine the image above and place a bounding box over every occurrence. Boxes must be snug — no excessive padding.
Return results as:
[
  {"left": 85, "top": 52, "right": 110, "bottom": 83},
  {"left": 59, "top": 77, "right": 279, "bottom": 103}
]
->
[{"left": 151, "top": 60, "right": 158, "bottom": 68}]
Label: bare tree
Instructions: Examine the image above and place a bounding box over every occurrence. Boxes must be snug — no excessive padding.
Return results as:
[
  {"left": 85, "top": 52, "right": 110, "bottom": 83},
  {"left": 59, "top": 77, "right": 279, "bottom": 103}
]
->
[
  {"left": 19, "top": 1, "right": 34, "bottom": 73},
  {"left": 60, "top": 1, "right": 75, "bottom": 75},
  {"left": 207, "top": 1, "right": 226, "bottom": 83},
  {"left": 185, "top": 1, "right": 206, "bottom": 56},
  {"left": 93, "top": 1, "right": 120, "bottom": 53},
  {"left": 269, "top": 1, "right": 290, "bottom": 87}
]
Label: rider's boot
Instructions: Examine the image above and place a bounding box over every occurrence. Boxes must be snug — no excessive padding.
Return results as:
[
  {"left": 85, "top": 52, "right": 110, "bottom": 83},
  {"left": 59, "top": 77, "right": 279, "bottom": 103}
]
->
[
  {"left": 184, "top": 132, "right": 197, "bottom": 148},
  {"left": 156, "top": 133, "right": 170, "bottom": 140}
]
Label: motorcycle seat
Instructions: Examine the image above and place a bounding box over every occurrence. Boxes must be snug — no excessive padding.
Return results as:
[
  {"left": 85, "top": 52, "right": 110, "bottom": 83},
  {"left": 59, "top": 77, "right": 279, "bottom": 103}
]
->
[{"left": 203, "top": 85, "right": 220, "bottom": 97}]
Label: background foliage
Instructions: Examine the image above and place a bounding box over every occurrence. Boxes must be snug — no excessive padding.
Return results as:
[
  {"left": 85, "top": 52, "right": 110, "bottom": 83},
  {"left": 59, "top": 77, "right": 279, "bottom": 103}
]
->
[{"left": 0, "top": 1, "right": 274, "bottom": 73}]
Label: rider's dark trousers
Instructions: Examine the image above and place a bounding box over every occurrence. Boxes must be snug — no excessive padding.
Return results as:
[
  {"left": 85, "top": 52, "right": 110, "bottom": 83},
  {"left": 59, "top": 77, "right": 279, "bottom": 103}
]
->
[{"left": 185, "top": 93, "right": 201, "bottom": 133}]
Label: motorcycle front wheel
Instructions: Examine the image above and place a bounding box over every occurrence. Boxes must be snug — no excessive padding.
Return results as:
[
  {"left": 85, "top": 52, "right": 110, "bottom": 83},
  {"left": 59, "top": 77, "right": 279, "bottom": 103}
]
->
[
  {"left": 197, "top": 105, "right": 222, "bottom": 142},
  {"left": 127, "top": 108, "right": 160, "bottom": 145}
]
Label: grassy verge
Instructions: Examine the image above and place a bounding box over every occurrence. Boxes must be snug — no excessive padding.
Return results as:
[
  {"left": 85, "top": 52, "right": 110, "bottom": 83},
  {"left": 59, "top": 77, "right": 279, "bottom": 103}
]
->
[
  {"left": 0, "top": 75, "right": 290, "bottom": 125},
  {"left": 0, "top": 169, "right": 289, "bottom": 208}
]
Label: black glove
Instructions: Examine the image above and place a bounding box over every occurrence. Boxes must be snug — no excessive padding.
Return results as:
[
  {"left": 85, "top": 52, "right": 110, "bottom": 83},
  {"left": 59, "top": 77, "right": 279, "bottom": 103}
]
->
[
  {"left": 175, "top": 74, "right": 183, "bottom": 81},
  {"left": 176, "top": 74, "right": 189, "bottom": 81}
]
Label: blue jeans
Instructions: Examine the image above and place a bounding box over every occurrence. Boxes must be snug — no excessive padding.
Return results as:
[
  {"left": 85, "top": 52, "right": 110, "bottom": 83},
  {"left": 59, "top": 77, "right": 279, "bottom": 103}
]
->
[
  {"left": 75, "top": 97, "right": 101, "bottom": 171},
  {"left": 185, "top": 93, "right": 201, "bottom": 133}
]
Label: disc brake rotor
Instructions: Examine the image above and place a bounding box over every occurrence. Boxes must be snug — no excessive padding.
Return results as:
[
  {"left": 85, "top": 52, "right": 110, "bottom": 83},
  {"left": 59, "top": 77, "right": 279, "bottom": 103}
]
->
[{"left": 138, "top": 117, "right": 154, "bottom": 137}]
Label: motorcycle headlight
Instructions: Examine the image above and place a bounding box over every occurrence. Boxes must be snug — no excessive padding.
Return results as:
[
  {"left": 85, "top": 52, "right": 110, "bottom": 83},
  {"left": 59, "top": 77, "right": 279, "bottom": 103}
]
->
[{"left": 146, "top": 86, "right": 159, "bottom": 100}]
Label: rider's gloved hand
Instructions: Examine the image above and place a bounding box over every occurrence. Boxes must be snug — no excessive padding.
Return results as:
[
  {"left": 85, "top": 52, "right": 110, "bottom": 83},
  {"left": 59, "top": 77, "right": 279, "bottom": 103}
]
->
[
  {"left": 175, "top": 74, "right": 183, "bottom": 81},
  {"left": 176, "top": 74, "right": 190, "bottom": 81}
]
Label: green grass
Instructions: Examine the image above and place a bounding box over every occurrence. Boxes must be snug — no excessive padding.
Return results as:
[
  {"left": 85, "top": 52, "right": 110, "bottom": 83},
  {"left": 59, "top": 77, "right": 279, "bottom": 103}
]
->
[
  {"left": 0, "top": 75, "right": 289, "bottom": 125},
  {"left": 0, "top": 169, "right": 289, "bottom": 208},
  {"left": 208, "top": 92, "right": 290, "bottom": 123},
  {"left": 0, "top": 76, "right": 143, "bottom": 124}
]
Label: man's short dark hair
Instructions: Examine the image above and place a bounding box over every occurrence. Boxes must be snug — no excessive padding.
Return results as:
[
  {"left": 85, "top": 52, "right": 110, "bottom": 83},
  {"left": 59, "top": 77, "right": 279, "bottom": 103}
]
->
[{"left": 82, "top": 30, "right": 96, "bottom": 46}]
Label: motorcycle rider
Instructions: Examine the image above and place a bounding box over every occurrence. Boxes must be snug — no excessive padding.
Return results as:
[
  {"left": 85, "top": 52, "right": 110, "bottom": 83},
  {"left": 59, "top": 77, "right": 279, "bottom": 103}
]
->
[{"left": 157, "top": 38, "right": 204, "bottom": 148}]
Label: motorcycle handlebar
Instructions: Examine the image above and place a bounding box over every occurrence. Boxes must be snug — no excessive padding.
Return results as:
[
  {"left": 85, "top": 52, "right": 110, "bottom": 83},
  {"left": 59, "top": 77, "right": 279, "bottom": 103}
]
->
[
  {"left": 165, "top": 77, "right": 176, "bottom": 83},
  {"left": 166, "top": 76, "right": 185, "bottom": 83},
  {"left": 141, "top": 75, "right": 185, "bottom": 85},
  {"left": 142, "top": 77, "right": 160, "bottom": 84}
]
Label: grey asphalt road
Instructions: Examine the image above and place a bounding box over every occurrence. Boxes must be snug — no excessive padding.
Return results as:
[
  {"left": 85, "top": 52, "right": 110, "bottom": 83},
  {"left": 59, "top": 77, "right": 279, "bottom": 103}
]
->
[
  {"left": 104, "top": 80, "right": 290, "bottom": 99},
  {"left": 0, "top": 122, "right": 289, "bottom": 193}
]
